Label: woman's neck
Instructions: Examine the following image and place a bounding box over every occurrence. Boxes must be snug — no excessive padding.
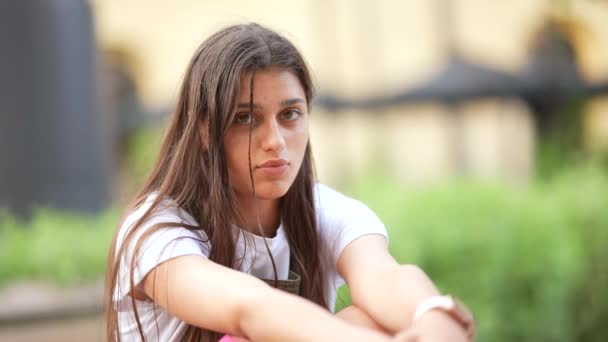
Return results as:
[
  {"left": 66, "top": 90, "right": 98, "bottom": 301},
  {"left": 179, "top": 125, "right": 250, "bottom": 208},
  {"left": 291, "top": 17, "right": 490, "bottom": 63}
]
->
[{"left": 233, "top": 193, "right": 281, "bottom": 237}]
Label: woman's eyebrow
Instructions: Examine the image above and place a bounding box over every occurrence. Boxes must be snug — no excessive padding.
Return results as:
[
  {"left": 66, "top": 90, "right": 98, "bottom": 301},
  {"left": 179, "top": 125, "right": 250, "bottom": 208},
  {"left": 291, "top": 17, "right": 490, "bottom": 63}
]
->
[
  {"left": 280, "top": 98, "right": 305, "bottom": 106},
  {"left": 236, "top": 98, "right": 305, "bottom": 110}
]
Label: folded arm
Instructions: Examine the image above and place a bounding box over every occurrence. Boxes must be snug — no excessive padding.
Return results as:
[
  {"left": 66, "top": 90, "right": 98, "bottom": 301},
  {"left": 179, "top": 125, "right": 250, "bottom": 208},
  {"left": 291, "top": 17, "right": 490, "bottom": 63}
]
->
[
  {"left": 337, "top": 234, "right": 469, "bottom": 341},
  {"left": 140, "top": 254, "right": 398, "bottom": 342}
]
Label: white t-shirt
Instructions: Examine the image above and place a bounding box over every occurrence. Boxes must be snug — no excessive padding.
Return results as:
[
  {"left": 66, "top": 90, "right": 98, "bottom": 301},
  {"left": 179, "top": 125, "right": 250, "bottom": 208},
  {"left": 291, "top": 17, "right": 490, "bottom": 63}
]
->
[{"left": 114, "top": 183, "right": 388, "bottom": 341}]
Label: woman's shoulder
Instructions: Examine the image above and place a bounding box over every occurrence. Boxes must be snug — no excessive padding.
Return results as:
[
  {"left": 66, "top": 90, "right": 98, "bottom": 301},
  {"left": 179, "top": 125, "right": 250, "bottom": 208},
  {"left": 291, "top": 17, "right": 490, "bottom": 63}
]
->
[
  {"left": 118, "top": 192, "right": 201, "bottom": 243},
  {"left": 313, "top": 182, "right": 368, "bottom": 212},
  {"left": 313, "top": 182, "right": 384, "bottom": 229},
  {"left": 129, "top": 192, "right": 197, "bottom": 223},
  {"left": 312, "top": 183, "right": 388, "bottom": 263}
]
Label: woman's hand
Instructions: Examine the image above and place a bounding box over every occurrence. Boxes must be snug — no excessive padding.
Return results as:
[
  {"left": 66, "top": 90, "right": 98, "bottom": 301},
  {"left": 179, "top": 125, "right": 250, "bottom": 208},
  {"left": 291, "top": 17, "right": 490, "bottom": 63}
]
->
[{"left": 392, "top": 311, "right": 470, "bottom": 342}]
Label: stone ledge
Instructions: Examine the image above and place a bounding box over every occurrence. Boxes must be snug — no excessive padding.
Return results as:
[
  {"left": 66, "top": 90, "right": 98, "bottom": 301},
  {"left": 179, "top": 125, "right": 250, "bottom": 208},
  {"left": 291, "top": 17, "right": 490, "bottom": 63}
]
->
[{"left": 0, "top": 282, "right": 104, "bottom": 326}]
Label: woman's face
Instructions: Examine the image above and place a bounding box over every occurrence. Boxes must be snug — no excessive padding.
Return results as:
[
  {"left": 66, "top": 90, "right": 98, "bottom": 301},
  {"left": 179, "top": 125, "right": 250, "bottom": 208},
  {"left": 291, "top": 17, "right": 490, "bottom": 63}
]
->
[{"left": 223, "top": 67, "right": 309, "bottom": 200}]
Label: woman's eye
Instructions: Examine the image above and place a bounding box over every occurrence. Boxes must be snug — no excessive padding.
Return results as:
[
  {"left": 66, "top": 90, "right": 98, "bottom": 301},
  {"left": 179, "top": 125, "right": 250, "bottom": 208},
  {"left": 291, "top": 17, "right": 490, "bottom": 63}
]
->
[
  {"left": 234, "top": 113, "right": 253, "bottom": 125},
  {"left": 281, "top": 109, "right": 300, "bottom": 121}
]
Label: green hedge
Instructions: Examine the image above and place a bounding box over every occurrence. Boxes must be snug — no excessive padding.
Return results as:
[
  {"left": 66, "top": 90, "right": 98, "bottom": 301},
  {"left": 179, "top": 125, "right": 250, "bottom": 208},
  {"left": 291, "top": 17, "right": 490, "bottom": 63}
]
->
[
  {"left": 336, "top": 165, "right": 608, "bottom": 342},
  {"left": 0, "top": 209, "right": 118, "bottom": 285},
  {"left": 0, "top": 127, "right": 159, "bottom": 286}
]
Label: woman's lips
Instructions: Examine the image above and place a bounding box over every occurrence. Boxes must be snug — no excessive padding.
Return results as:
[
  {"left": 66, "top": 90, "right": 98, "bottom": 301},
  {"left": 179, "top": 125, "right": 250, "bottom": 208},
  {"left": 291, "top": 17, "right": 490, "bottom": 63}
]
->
[{"left": 257, "top": 160, "right": 289, "bottom": 177}]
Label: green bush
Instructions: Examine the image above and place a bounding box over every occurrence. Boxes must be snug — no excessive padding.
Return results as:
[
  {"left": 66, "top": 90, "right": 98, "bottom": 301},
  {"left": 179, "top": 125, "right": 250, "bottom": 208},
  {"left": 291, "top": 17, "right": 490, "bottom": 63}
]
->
[
  {"left": 335, "top": 165, "right": 608, "bottom": 342},
  {"left": 0, "top": 126, "right": 159, "bottom": 287},
  {"left": 123, "top": 125, "right": 162, "bottom": 191},
  {"left": 0, "top": 209, "right": 118, "bottom": 285}
]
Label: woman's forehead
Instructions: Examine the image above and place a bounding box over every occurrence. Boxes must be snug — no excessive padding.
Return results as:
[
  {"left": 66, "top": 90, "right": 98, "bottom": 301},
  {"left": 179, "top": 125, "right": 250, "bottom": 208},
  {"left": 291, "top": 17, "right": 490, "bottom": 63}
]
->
[{"left": 238, "top": 68, "right": 306, "bottom": 106}]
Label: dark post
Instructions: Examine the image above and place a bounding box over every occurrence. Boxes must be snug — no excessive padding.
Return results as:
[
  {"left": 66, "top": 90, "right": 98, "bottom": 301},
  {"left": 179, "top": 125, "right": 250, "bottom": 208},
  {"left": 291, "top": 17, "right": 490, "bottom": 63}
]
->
[{"left": 0, "top": 0, "right": 111, "bottom": 216}]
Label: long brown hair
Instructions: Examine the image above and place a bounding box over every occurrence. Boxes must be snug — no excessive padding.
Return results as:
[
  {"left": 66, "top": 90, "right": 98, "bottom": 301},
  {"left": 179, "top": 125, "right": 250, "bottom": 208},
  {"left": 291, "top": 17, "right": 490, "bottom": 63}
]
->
[{"left": 104, "top": 23, "right": 328, "bottom": 341}]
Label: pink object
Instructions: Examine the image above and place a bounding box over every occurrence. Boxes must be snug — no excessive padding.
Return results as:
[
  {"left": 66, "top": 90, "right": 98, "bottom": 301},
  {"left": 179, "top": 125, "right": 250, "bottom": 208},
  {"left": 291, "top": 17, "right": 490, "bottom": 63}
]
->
[{"left": 218, "top": 335, "right": 235, "bottom": 342}]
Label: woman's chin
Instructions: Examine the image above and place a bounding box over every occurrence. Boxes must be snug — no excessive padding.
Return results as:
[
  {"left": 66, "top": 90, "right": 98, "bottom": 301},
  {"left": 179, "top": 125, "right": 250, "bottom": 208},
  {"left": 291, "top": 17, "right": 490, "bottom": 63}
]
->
[{"left": 254, "top": 181, "right": 292, "bottom": 200}]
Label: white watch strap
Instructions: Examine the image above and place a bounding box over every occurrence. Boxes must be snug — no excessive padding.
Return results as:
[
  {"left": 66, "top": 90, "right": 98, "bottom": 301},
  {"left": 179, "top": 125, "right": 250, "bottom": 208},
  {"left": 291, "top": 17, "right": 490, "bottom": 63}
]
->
[{"left": 413, "top": 295, "right": 453, "bottom": 322}]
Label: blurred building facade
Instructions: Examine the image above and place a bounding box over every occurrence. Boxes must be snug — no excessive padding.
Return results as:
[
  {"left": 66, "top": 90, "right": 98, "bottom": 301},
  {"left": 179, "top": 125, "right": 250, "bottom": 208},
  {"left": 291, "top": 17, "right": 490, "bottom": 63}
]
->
[{"left": 91, "top": 0, "right": 608, "bottom": 185}]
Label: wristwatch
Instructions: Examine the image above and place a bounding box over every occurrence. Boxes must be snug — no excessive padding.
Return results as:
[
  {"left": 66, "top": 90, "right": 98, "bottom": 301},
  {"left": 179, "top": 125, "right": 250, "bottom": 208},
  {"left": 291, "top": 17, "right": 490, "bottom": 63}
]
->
[{"left": 413, "top": 295, "right": 476, "bottom": 340}]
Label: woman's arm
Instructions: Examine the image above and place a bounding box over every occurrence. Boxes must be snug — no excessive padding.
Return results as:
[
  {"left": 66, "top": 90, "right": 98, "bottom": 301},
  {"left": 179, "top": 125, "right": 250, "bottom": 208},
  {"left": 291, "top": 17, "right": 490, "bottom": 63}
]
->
[
  {"left": 141, "top": 254, "right": 397, "bottom": 342},
  {"left": 337, "top": 235, "right": 469, "bottom": 341}
]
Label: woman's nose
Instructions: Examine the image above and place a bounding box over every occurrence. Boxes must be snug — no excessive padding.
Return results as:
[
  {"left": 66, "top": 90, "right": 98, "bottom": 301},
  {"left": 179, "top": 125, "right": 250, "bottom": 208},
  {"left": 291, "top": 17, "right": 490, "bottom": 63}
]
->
[{"left": 260, "top": 119, "right": 286, "bottom": 152}]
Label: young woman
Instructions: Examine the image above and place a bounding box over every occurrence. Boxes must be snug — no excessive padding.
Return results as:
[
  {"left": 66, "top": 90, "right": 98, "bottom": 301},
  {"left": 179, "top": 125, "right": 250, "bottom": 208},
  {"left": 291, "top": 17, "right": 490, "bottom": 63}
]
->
[{"left": 105, "top": 23, "right": 475, "bottom": 342}]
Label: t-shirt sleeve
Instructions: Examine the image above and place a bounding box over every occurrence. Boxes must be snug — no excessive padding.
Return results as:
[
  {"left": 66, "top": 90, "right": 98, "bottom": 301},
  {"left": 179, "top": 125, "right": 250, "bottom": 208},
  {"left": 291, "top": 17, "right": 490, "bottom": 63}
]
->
[
  {"left": 315, "top": 184, "right": 389, "bottom": 272},
  {"left": 113, "top": 200, "right": 209, "bottom": 307}
]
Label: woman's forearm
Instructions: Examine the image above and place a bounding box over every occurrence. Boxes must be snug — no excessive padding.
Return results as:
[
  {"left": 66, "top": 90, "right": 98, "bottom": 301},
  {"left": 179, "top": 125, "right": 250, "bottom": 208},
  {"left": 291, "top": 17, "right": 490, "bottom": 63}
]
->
[
  {"left": 239, "top": 286, "right": 394, "bottom": 342},
  {"left": 338, "top": 237, "right": 470, "bottom": 340},
  {"left": 352, "top": 264, "right": 440, "bottom": 333}
]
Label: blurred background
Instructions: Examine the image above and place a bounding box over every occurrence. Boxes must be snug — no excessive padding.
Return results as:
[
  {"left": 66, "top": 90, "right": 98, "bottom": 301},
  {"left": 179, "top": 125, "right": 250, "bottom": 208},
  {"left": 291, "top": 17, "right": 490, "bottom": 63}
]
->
[{"left": 1, "top": 0, "right": 608, "bottom": 340}]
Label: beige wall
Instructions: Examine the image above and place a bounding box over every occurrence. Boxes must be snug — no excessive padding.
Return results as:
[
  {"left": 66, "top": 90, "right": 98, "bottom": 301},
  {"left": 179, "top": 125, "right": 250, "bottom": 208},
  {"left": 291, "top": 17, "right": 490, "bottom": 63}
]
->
[{"left": 91, "top": 0, "right": 608, "bottom": 184}]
